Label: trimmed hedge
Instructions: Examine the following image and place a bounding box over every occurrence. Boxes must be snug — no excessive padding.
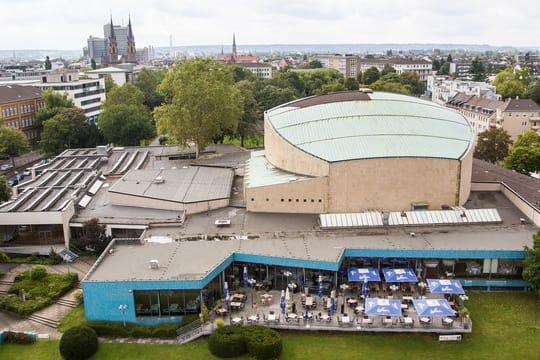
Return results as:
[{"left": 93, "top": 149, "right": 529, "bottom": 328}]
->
[
  {"left": 244, "top": 325, "right": 282, "bottom": 360},
  {"left": 86, "top": 321, "right": 178, "bottom": 339},
  {"left": 59, "top": 325, "right": 98, "bottom": 360},
  {"left": 208, "top": 325, "right": 246, "bottom": 358},
  {"left": 208, "top": 325, "right": 282, "bottom": 359},
  {"left": 3, "top": 331, "right": 36, "bottom": 344},
  {"left": 0, "top": 267, "right": 78, "bottom": 316}
]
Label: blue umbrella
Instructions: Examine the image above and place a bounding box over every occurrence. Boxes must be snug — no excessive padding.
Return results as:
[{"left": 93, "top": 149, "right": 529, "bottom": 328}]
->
[
  {"left": 224, "top": 281, "right": 230, "bottom": 306},
  {"left": 318, "top": 275, "right": 323, "bottom": 297},
  {"left": 280, "top": 290, "right": 286, "bottom": 314},
  {"left": 413, "top": 299, "right": 456, "bottom": 317},
  {"left": 348, "top": 267, "right": 381, "bottom": 282},
  {"left": 382, "top": 268, "right": 418, "bottom": 283},
  {"left": 364, "top": 298, "right": 402, "bottom": 317},
  {"left": 362, "top": 281, "right": 369, "bottom": 297},
  {"left": 304, "top": 307, "right": 309, "bottom": 320},
  {"left": 426, "top": 279, "right": 465, "bottom": 294},
  {"left": 243, "top": 266, "right": 249, "bottom": 288},
  {"left": 329, "top": 297, "right": 335, "bottom": 316}
]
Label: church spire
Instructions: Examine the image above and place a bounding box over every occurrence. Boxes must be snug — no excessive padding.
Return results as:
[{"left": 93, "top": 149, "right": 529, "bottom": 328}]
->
[
  {"left": 107, "top": 16, "right": 118, "bottom": 65},
  {"left": 231, "top": 33, "right": 237, "bottom": 63},
  {"left": 126, "top": 15, "right": 137, "bottom": 63}
]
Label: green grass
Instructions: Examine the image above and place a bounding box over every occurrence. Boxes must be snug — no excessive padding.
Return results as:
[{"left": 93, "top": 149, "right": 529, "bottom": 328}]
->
[
  {"left": 1, "top": 292, "right": 539, "bottom": 359},
  {"left": 58, "top": 304, "right": 86, "bottom": 332}
]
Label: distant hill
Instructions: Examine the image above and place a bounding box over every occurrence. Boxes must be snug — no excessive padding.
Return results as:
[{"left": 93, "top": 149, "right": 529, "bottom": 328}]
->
[{"left": 2, "top": 43, "right": 539, "bottom": 60}]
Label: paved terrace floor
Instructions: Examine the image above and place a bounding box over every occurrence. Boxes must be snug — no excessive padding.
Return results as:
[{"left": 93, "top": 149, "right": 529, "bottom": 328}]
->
[{"left": 209, "top": 289, "right": 471, "bottom": 334}]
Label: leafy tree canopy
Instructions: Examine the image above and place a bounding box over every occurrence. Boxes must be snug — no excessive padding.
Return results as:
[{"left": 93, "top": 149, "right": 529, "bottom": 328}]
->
[
  {"left": 98, "top": 104, "right": 155, "bottom": 146},
  {"left": 523, "top": 230, "right": 540, "bottom": 298},
  {"left": 154, "top": 59, "right": 243, "bottom": 155},
  {"left": 474, "top": 127, "right": 512, "bottom": 163},
  {"left": 503, "top": 130, "right": 540, "bottom": 174},
  {"left": 40, "top": 108, "right": 104, "bottom": 157},
  {"left": 0, "top": 175, "right": 10, "bottom": 203},
  {"left": 0, "top": 122, "right": 29, "bottom": 158},
  {"left": 134, "top": 68, "right": 165, "bottom": 110},
  {"left": 35, "top": 89, "right": 74, "bottom": 127},
  {"left": 362, "top": 66, "right": 380, "bottom": 85},
  {"left": 103, "top": 83, "right": 145, "bottom": 109}
]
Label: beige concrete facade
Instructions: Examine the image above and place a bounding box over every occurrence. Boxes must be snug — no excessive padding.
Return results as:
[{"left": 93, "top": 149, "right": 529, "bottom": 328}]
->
[
  {"left": 264, "top": 120, "right": 329, "bottom": 177},
  {"left": 109, "top": 192, "right": 229, "bottom": 214}
]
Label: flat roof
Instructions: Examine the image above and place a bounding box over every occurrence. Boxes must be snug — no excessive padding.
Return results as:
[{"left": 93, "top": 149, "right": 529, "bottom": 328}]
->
[
  {"left": 85, "top": 224, "right": 534, "bottom": 282},
  {"left": 245, "top": 150, "right": 313, "bottom": 188},
  {"left": 109, "top": 166, "right": 234, "bottom": 203}
]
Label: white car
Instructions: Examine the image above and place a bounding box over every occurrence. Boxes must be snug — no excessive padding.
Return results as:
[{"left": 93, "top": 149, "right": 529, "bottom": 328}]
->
[{"left": 1, "top": 163, "right": 13, "bottom": 171}]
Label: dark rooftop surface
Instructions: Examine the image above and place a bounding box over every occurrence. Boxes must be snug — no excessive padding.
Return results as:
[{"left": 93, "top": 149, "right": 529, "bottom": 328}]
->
[
  {"left": 472, "top": 158, "right": 540, "bottom": 206},
  {"left": 0, "top": 84, "right": 42, "bottom": 103},
  {"left": 280, "top": 91, "right": 371, "bottom": 109}
]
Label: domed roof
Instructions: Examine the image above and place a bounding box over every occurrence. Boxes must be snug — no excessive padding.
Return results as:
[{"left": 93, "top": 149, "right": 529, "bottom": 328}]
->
[{"left": 266, "top": 91, "right": 473, "bottom": 162}]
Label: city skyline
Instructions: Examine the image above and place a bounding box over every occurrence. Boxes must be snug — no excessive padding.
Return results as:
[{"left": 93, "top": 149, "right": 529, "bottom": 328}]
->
[{"left": 0, "top": 0, "right": 539, "bottom": 50}]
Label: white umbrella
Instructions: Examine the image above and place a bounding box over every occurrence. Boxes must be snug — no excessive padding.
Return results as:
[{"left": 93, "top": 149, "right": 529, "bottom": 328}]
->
[{"left": 285, "top": 287, "right": 291, "bottom": 301}]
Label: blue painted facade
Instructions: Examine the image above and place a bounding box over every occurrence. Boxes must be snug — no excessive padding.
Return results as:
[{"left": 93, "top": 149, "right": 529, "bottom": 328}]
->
[{"left": 83, "top": 246, "right": 529, "bottom": 325}]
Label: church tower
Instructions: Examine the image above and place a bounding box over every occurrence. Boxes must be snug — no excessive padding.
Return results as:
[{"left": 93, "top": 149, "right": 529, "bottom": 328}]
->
[
  {"left": 126, "top": 15, "right": 137, "bottom": 63},
  {"left": 107, "top": 16, "right": 119, "bottom": 65},
  {"left": 231, "top": 33, "right": 237, "bottom": 63}
]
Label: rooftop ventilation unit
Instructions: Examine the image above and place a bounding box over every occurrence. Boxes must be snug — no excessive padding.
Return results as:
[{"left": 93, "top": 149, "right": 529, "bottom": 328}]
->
[
  {"left": 96, "top": 145, "right": 109, "bottom": 156},
  {"left": 153, "top": 176, "right": 165, "bottom": 184},
  {"left": 149, "top": 259, "right": 159, "bottom": 269}
]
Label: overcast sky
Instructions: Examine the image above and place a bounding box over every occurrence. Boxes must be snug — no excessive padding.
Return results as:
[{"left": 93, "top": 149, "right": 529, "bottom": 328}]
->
[{"left": 1, "top": 0, "right": 538, "bottom": 50}]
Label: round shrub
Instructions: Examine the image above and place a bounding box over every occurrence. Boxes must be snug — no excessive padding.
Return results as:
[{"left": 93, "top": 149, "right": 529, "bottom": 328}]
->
[
  {"left": 208, "top": 325, "right": 246, "bottom": 358},
  {"left": 30, "top": 266, "right": 47, "bottom": 280},
  {"left": 59, "top": 325, "right": 99, "bottom": 360},
  {"left": 244, "top": 325, "right": 282, "bottom": 360}
]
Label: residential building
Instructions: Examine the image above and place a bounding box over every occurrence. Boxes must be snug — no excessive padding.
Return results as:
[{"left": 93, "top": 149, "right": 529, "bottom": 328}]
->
[
  {"left": 313, "top": 54, "right": 361, "bottom": 79},
  {"left": 429, "top": 76, "right": 500, "bottom": 105},
  {"left": 33, "top": 78, "right": 106, "bottom": 124},
  {"left": 0, "top": 85, "right": 43, "bottom": 144},
  {"left": 241, "top": 63, "right": 274, "bottom": 79},
  {"left": 495, "top": 99, "right": 540, "bottom": 140},
  {"left": 446, "top": 93, "right": 504, "bottom": 140},
  {"left": 449, "top": 62, "right": 472, "bottom": 79}
]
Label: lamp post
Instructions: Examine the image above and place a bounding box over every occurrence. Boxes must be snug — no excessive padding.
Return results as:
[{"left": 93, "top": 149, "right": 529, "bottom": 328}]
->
[{"left": 118, "top": 304, "right": 127, "bottom": 327}]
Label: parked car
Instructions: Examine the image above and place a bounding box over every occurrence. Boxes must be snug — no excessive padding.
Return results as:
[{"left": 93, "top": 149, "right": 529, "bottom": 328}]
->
[{"left": 0, "top": 163, "right": 13, "bottom": 171}]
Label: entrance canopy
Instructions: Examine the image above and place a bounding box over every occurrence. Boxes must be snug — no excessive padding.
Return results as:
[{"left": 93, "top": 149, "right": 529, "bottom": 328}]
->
[
  {"left": 364, "top": 298, "right": 402, "bottom": 317},
  {"left": 382, "top": 268, "right": 418, "bottom": 283},
  {"left": 348, "top": 267, "right": 381, "bottom": 282},
  {"left": 427, "top": 279, "right": 465, "bottom": 294},
  {"left": 413, "top": 299, "right": 455, "bottom": 317}
]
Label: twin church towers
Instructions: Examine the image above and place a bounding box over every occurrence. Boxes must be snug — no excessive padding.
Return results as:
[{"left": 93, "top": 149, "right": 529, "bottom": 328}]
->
[{"left": 105, "top": 16, "right": 137, "bottom": 65}]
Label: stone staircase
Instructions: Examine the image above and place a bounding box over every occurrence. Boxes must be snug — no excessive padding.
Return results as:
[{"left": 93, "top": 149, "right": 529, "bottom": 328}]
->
[{"left": 27, "top": 313, "right": 60, "bottom": 328}]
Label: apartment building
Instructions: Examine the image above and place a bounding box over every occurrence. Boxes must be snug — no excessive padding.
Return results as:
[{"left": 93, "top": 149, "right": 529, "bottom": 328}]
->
[
  {"left": 429, "top": 76, "right": 500, "bottom": 105},
  {"left": 495, "top": 99, "right": 540, "bottom": 140},
  {"left": 241, "top": 63, "right": 274, "bottom": 79},
  {"left": 446, "top": 93, "right": 504, "bottom": 141},
  {"left": 0, "top": 85, "right": 44, "bottom": 144}
]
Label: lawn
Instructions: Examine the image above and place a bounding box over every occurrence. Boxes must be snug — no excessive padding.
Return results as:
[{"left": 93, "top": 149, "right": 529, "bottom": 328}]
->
[{"left": 1, "top": 292, "right": 539, "bottom": 359}]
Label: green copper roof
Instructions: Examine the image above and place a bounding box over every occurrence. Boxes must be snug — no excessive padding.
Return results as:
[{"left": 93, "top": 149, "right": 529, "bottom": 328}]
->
[
  {"left": 245, "top": 150, "right": 313, "bottom": 188},
  {"left": 266, "top": 92, "right": 473, "bottom": 162}
]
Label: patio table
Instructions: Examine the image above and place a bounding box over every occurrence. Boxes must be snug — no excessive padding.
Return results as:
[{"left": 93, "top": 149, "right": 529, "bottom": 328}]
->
[
  {"left": 267, "top": 314, "right": 277, "bottom": 322},
  {"left": 305, "top": 297, "right": 313, "bottom": 307},
  {"left": 232, "top": 317, "right": 242, "bottom": 325},
  {"left": 383, "top": 317, "right": 393, "bottom": 326},
  {"left": 230, "top": 302, "right": 242, "bottom": 310},
  {"left": 403, "top": 317, "right": 413, "bottom": 326},
  {"left": 321, "top": 314, "right": 331, "bottom": 321},
  {"left": 354, "top": 305, "right": 364, "bottom": 314},
  {"left": 347, "top": 298, "right": 358, "bottom": 306},
  {"left": 362, "top": 318, "right": 373, "bottom": 325},
  {"left": 443, "top": 317, "right": 454, "bottom": 326}
]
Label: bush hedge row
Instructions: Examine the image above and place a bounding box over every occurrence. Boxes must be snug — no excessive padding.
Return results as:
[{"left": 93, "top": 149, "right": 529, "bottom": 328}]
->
[
  {"left": 2, "top": 331, "right": 36, "bottom": 344},
  {"left": 208, "top": 325, "right": 282, "bottom": 359},
  {"left": 85, "top": 321, "right": 178, "bottom": 339}
]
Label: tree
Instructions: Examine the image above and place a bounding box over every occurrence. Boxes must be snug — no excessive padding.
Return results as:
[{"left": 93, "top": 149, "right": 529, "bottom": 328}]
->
[
  {"left": 343, "top": 77, "right": 359, "bottom": 91},
  {"left": 235, "top": 80, "right": 261, "bottom": 147},
  {"left": 470, "top": 57, "right": 486, "bottom": 82},
  {"left": 256, "top": 85, "right": 297, "bottom": 111},
  {"left": 104, "top": 74, "right": 116, "bottom": 94},
  {"left": 306, "top": 60, "right": 323, "bottom": 69},
  {"left": 40, "top": 108, "right": 103, "bottom": 157},
  {"left": 381, "top": 64, "right": 396, "bottom": 76},
  {"left": 503, "top": 130, "right": 540, "bottom": 174},
  {"left": 229, "top": 65, "right": 256, "bottom": 83},
  {"left": 35, "top": 89, "right": 74, "bottom": 127},
  {"left": 362, "top": 67, "right": 380, "bottom": 85},
  {"left": 0, "top": 123, "right": 30, "bottom": 161},
  {"left": 44, "top": 56, "right": 51, "bottom": 70},
  {"left": 474, "top": 128, "right": 512, "bottom": 163},
  {"left": 369, "top": 79, "right": 411, "bottom": 95},
  {"left": 298, "top": 68, "right": 344, "bottom": 96},
  {"left": 103, "top": 83, "right": 145, "bottom": 109},
  {"left": 134, "top": 68, "right": 165, "bottom": 110},
  {"left": 154, "top": 59, "right": 243, "bottom": 156},
  {"left": 523, "top": 231, "right": 540, "bottom": 298},
  {"left": 399, "top": 71, "right": 425, "bottom": 96},
  {"left": 432, "top": 59, "right": 441, "bottom": 71},
  {"left": 438, "top": 62, "right": 450, "bottom": 75},
  {"left": 98, "top": 104, "right": 155, "bottom": 146},
  {"left": 446, "top": 54, "right": 453, "bottom": 63},
  {"left": 493, "top": 67, "right": 529, "bottom": 100},
  {"left": 313, "top": 82, "right": 346, "bottom": 95},
  {"left": 77, "top": 218, "right": 110, "bottom": 254},
  {"left": 525, "top": 80, "right": 540, "bottom": 105},
  {"left": 90, "top": 58, "right": 97, "bottom": 70},
  {"left": 0, "top": 175, "right": 9, "bottom": 203}
]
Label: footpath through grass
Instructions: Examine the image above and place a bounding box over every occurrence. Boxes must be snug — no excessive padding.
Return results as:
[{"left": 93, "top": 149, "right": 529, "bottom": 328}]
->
[{"left": 1, "top": 292, "right": 539, "bottom": 359}]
